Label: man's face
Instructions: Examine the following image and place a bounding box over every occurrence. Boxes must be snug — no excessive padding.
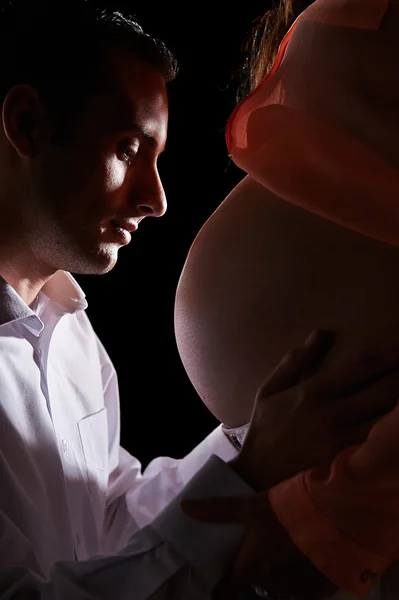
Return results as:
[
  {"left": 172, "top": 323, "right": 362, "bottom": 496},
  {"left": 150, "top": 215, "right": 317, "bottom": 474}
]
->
[{"left": 25, "top": 47, "right": 168, "bottom": 275}]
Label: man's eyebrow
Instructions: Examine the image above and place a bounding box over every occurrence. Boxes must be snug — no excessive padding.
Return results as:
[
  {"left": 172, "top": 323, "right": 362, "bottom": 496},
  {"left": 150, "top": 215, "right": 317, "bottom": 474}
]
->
[{"left": 118, "top": 120, "right": 166, "bottom": 153}]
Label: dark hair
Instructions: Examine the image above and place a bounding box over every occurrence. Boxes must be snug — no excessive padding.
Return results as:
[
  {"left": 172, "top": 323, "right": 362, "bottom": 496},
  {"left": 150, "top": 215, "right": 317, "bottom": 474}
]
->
[
  {"left": 238, "top": 0, "right": 313, "bottom": 100},
  {"left": 0, "top": 1, "right": 178, "bottom": 139}
]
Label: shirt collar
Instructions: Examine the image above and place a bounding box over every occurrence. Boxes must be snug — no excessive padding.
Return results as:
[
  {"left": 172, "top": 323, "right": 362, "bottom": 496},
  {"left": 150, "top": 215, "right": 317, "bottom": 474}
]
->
[
  {"left": 0, "top": 271, "right": 88, "bottom": 328},
  {"left": 41, "top": 271, "right": 88, "bottom": 315}
]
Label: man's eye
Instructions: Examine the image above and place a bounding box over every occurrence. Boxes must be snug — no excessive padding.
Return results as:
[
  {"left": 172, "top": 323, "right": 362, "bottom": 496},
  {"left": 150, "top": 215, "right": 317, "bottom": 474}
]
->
[
  {"left": 119, "top": 145, "right": 139, "bottom": 165},
  {"left": 123, "top": 149, "right": 138, "bottom": 164}
]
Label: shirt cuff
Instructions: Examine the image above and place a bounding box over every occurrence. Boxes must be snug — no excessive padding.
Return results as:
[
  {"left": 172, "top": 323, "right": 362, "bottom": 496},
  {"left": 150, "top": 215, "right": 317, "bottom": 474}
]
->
[
  {"left": 269, "top": 472, "right": 390, "bottom": 597},
  {"left": 151, "top": 454, "right": 254, "bottom": 591},
  {"left": 222, "top": 423, "right": 250, "bottom": 450},
  {"left": 178, "top": 424, "right": 239, "bottom": 486}
]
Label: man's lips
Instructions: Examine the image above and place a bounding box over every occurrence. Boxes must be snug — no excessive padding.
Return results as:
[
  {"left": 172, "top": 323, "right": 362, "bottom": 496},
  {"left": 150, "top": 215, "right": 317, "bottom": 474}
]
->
[
  {"left": 105, "top": 219, "right": 139, "bottom": 245},
  {"left": 110, "top": 219, "right": 138, "bottom": 233}
]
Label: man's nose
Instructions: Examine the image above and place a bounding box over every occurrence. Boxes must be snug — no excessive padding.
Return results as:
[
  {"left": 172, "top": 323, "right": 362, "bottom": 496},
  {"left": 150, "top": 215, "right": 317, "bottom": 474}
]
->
[
  {"left": 137, "top": 188, "right": 167, "bottom": 217},
  {"left": 135, "top": 167, "right": 167, "bottom": 218}
]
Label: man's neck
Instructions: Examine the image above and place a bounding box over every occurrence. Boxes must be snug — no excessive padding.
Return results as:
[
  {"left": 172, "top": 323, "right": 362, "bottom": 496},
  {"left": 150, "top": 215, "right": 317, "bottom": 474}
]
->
[{"left": 0, "top": 260, "right": 56, "bottom": 307}]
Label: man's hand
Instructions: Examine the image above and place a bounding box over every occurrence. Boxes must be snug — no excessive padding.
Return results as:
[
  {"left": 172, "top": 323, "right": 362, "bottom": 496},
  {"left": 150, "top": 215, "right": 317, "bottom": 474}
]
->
[{"left": 230, "top": 329, "right": 399, "bottom": 491}]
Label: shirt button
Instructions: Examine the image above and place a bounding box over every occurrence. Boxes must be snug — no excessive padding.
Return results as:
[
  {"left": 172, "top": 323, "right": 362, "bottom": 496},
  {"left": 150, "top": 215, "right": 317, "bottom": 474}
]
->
[
  {"left": 360, "top": 569, "right": 379, "bottom": 582},
  {"left": 61, "top": 439, "right": 69, "bottom": 457}
]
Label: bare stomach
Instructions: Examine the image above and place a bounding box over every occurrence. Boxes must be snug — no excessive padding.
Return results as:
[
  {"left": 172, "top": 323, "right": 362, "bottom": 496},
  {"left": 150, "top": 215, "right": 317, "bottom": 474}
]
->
[{"left": 174, "top": 175, "right": 399, "bottom": 426}]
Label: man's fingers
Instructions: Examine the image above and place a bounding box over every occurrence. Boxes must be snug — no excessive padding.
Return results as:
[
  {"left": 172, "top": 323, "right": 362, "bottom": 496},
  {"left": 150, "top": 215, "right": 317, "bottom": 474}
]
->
[
  {"left": 328, "top": 418, "right": 381, "bottom": 458},
  {"left": 260, "top": 328, "right": 334, "bottom": 397},
  {"left": 312, "top": 342, "right": 399, "bottom": 399},
  {"left": 180, "top": 495, "right": 255, "bottom": 523},
  {"left": 334, "top": 370, "right": 399, "bottom": 425}
]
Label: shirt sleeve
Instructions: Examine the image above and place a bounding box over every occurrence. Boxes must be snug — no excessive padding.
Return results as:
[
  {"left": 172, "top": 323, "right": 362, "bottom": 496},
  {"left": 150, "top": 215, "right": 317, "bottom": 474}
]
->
[
  {"left": 97, "top": 336, "right": 239, "bottom": 552},
  {"left": 0, "top": 455, "right": 254, "bottom": 600},
  {"left": 105, "top": 425, "right": 239, "bottom": 547},
  {"left": 269, "top": 404, "right": 399, "bottom": 597}
]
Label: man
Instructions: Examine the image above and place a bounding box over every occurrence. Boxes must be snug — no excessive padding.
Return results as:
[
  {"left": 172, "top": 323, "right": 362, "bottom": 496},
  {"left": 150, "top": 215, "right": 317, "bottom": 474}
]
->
[{"left": 1, "top": 2, "right": 398, "bottom": 600}]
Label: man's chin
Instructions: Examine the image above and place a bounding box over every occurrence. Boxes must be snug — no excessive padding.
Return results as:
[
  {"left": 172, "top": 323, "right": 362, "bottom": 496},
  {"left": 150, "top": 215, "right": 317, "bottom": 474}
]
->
[
  {"left": 68, "top": 247, "right": 119, "bottom": 276},
  {"left": 93, "top": 243, "right": 121, "bottom": 271},
  {"left": 92, "top": 255, "right": 118, "bottom": 275}
]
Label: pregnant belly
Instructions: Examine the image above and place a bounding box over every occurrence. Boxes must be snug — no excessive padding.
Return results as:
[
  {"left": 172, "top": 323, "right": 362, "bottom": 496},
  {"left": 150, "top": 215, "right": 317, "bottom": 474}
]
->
[{"left": 174, "top": 175, "right": 399, "bottom": 426}]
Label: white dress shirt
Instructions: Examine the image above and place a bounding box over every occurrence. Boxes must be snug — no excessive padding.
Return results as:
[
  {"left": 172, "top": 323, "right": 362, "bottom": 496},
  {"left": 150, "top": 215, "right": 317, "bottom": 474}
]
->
[{"left": 0, "top": 270, "right": 254, "bottom": 599}]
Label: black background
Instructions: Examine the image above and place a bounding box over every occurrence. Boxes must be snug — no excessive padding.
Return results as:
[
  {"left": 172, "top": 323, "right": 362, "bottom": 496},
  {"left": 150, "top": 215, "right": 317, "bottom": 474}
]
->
[{"left": 77, "top": 2, "right": 271, "bottom": 467}]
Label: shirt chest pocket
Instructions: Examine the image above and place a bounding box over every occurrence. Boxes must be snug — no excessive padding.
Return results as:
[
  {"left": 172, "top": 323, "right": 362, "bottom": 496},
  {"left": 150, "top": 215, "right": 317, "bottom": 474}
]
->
[{"left": 78, "top": 408, "right": 108, "bottom": 473}]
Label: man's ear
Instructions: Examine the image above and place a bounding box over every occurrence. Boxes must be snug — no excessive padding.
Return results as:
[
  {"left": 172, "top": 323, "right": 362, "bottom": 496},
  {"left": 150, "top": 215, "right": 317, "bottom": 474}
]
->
[{"left": 2, "top": 84, "right": 45, "bottom": 158}]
